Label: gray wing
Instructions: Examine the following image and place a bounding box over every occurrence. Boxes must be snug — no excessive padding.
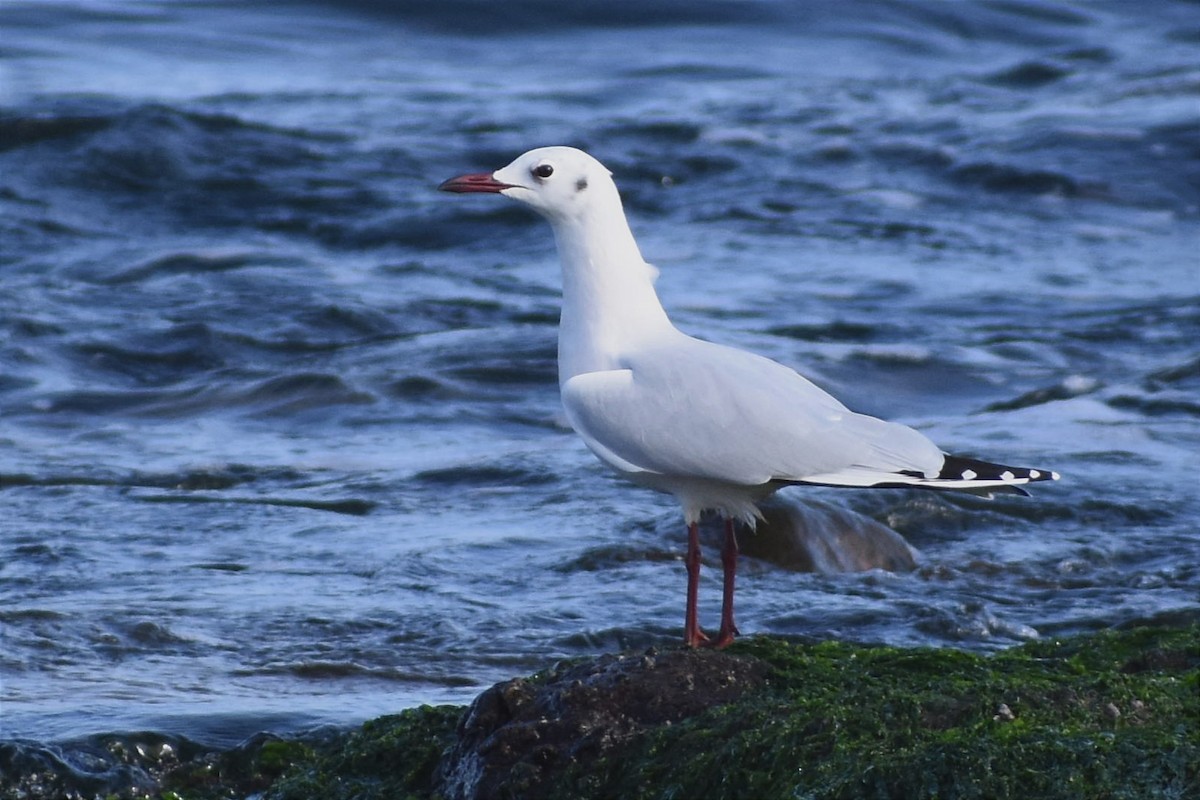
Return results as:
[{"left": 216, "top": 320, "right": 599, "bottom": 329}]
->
[{"left": 560, "top": 336, "right": 945, "bottom": 486}]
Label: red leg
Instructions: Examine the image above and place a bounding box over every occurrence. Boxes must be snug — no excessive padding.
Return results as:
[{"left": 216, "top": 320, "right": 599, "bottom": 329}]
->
[
  {"left": 710, "top": 518, "right": 739, "bottom": 649},
  {"left": 684, "top": 521, "right": 709, "bottom": 647}
]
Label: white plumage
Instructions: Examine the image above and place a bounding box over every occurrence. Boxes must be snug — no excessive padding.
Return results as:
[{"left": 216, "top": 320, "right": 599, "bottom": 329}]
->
[{"left": 440, "top": 145, "right": 1058, "bottom": 647}]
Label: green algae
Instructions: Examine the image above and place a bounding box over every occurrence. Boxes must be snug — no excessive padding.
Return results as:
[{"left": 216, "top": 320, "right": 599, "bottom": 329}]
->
[
  {"left": 159, "top": 734, "right": 316, "bottom": 799},
  {"left": 267, "top": 705, "right": 461, "bottom": 800},
  {"left": 252, "top": 624, "right": 1195, "bottom": 800},
  {"left": 5, "top": 625, "right": 1194, "bottom": 800},
  {"left": 547, "top": 626, "right": 1198, "bottom": 800}
]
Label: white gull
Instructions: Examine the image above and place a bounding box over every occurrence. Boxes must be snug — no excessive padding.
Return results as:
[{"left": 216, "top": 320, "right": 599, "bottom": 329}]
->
[{"left": 440, "top": 146, "right": 1058, "bottom": 648}]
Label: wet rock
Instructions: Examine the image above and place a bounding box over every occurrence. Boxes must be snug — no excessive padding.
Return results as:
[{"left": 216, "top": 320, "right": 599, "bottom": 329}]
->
[
  {"left": 747, "top": 496, "right": 918, "bottom": 572},
  {"left": 4, "top": 624, "right": 1196, "bottom": 800},
  {"left": 437, "top": 647, "right": 768, "bottom": 800},
  {"left": 0, "top": 730, "right": 314, "bottom": 800}
]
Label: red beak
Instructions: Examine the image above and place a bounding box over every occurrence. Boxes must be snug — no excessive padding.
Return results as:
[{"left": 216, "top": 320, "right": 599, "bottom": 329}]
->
[{"left": 438, "top": 172, "right": 516, "bottom": 194}]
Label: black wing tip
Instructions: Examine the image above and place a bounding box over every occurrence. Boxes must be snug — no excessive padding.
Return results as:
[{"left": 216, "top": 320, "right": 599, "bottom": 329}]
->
[
  {"left": 939, "top": 454, "right": 1060, "bottom": 484},
  {"left": 789, "top": 455, "right": 1059, "bottom": 496}
]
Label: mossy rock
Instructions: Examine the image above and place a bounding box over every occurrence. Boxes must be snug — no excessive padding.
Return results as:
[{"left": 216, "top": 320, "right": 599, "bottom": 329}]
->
[
  {"left": 262, "top": 624, "right": 1197, "bottom": 800},
  {"left": 547, "top": 625, "right": 1199, "bottom": 800},
  {"left": 267, "top": 705, "right": 461, "bottom": 800},
  {"left": 3, "top": 624, "right": 1194, "bottom": 800}
]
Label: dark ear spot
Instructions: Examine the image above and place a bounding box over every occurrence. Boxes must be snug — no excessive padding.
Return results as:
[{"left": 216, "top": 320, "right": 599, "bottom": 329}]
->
[{"left": 575, "top": 177, "right": 588, "bottom": 191}]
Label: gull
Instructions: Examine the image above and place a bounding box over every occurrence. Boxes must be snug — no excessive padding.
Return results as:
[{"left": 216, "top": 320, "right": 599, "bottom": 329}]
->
[{"left": 440, "top": 146, "right": 1059, "bottom": 648}]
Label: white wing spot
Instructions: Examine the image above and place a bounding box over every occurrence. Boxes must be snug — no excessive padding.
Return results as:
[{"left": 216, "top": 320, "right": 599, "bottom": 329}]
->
[
  {"left": 961, "top": 469, "right": 977, "bottom": 480},
  {"left": 1051, "top": 471, "right": 1061, "bottom": 480},
  {"left": 1029, "top": 470, "right": 1040, "bottom": 479},
  {"left": 1000, "top": 470, "right": 1015, "bottom": 481}
]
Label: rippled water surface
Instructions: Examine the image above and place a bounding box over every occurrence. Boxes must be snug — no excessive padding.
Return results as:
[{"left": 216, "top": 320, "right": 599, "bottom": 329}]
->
[{"left": 2, "top": 0, "right": 1198, "bottom": 746}]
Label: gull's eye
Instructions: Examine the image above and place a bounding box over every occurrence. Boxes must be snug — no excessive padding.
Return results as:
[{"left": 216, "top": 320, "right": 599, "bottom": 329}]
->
[{"left": 533, "top": 163, "right": 554, "bottom": 179}]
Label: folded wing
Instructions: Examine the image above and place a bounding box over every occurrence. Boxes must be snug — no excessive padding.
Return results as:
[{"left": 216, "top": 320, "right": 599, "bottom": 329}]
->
[{"left": 561, "top": 335, "right": 946, "bottom": 487}]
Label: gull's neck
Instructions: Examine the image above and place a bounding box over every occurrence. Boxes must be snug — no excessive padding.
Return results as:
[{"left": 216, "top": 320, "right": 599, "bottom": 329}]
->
[{"left": 549, "top": 194, "right": 674, "bottom": 385}]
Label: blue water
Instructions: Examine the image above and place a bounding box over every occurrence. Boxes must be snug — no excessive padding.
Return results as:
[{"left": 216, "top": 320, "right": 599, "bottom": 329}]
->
[{"left": 2, "top": 0, "right": 1198, "bottom": 748}]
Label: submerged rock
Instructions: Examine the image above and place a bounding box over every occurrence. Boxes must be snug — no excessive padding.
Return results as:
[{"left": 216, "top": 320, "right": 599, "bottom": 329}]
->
[
  {"left": 0, "top": 730, "right": 313, "bottom": 800},
  {"left": 749, "top": 496, "right": 918, "bottom": 572}
]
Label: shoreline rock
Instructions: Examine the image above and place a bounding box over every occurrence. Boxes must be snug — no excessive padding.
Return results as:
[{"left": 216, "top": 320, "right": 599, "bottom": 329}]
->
[
  {"left": 2, "top": 622, "right": 1196, "bottom": 800},
  {"left": 438, "top": 648, "right": 769, "bottom": 800}
]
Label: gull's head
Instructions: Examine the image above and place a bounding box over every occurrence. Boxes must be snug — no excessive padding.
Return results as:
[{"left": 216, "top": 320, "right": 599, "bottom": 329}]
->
[{"left": 439, "top": 146, "right": 616, "bottom": 224}]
